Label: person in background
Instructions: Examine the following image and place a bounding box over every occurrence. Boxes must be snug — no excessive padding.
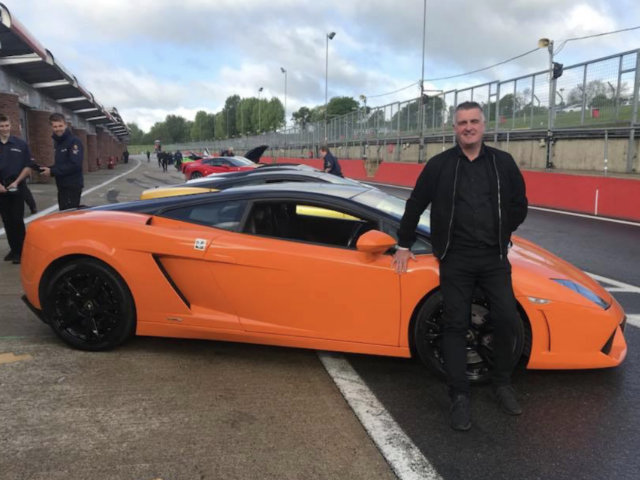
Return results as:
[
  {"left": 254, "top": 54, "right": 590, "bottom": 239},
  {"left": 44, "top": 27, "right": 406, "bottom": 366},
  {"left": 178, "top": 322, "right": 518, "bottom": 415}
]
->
[
  {"left": 39, "top": 113, "right": 84, "bottom": 211},
  {"left": 319, "top": 146, "right": 343, "bottom": 177},
  {"left": 123, "top": 148, "right": 129, "bottom": 164},
  {"left": 146, "top": 150, "right": 151, "bottom": 162},
  {"left": 0, "top": 113, "right": 37, "bottom": 263},
  {"left": 393, "top": 101, "right": 528, "bottom": 432},
  {"left": 174, "top": 150, "right": 183, "bottom": 171}
]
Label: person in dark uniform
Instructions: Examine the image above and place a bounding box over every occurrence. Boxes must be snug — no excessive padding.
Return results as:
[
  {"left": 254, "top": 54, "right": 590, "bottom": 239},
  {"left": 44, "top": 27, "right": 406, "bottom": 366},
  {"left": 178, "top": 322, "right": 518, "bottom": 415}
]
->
[
  {"left": 174, "top": 150, "right": 183, "bottom": 171},
  {"left": 393, "top": 101, "right": 528, "bottom": 431},
  {"left": 320, "top": 146, "right": 343, "bottom": 177},
  {"left": 161, "top": 151, "right": 168, "bottom": 172},
  {"left": 0, "top": 114, "right": 38, "bottom": 263},
  {"left": 146, "top": 150, "right": 151, "bottom": 162},
  {"left": 122, "top": 148, "right": 129, "bottom": 164},
  {"left": 40, "top": 113, "right": 84, "bottom": 210}
]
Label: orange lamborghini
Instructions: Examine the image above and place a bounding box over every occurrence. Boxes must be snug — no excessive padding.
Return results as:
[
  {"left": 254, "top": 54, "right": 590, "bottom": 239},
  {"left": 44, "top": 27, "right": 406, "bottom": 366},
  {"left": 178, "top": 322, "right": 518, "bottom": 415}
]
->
[{"left": 21, "top": 183, "right": 627, "bottom": 383}]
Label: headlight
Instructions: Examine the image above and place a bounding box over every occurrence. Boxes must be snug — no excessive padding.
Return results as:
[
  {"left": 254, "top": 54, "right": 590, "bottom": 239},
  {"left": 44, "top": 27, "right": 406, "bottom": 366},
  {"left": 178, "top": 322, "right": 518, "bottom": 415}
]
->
[{"left": 551, "top": 279, "right": 610, "bottom": 309}]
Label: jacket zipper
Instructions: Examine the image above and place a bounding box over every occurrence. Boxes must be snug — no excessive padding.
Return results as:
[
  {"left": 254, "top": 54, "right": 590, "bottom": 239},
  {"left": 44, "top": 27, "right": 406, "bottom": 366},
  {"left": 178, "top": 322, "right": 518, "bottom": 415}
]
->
[
  {"left": 491, "top": 153, "right": 503, "bottom": 259},
  {"left": 441, "top": 158, "right": 460, "bottom": 260}
]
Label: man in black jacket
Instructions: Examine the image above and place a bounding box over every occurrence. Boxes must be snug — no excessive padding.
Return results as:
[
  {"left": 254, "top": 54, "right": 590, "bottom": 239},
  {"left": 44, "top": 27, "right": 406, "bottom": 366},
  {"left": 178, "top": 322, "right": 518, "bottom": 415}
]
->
[
  {"left": 393, "top": 101, "right": 528, "bottom": 431},
  {"left": 40, "top": 113, "right": 84, "bottom": 210},
  {"left": 0, "top": 114, "right": 38, "bottom": 263},
  {"left": 320, "top": 146, "right": 343, "bottom": 177}
]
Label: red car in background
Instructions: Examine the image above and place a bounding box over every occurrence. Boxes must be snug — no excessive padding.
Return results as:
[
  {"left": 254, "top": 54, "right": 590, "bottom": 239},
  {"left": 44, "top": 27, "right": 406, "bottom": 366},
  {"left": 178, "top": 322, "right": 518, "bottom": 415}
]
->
[
  {"left": 183, "top": 156, "right": 257, "bottom": 179},
  {"left": 181, "top": 145, "right": 268, "bottom": 179}
]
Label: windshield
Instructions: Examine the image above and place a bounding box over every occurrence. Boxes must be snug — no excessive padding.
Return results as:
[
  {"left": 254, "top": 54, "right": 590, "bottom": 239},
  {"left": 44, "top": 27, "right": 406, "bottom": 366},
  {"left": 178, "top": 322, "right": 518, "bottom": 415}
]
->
[
  {"left": 353, "top": 189, "right": 430, "bottom": 234},
  {"left": 230, "top": 157, "right": 256, "bottom": 167}
]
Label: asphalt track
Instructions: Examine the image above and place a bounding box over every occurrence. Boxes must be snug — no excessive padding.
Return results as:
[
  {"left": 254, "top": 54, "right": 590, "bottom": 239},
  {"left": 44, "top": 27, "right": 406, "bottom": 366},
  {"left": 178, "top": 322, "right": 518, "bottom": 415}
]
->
[{"left": 1, "top": 157, "right": 638, "bottom": 479}]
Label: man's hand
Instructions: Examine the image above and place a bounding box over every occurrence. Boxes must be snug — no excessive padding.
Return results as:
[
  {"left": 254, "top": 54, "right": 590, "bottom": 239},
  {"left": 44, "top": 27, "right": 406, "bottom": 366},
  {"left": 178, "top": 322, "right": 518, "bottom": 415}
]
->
[
  {"left": 40, "top": 166, "right": 51, "bottom": 177},
  {"left": 392, "top": 248, "right": 415, "bottom": 274},
  {"left": 0, "top": 184, "right": 6, "bottom": 194}
]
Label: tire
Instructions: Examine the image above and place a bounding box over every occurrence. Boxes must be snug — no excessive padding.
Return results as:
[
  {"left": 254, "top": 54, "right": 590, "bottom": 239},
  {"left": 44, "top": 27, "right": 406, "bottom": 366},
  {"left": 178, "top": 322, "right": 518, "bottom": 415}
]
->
[
  {"left": 190, "top": 171, "right": 202, "bottom": 179},
  {"left": 42, "top": 258, "right": 136, "bottom": 351},
  {"left": 413, "top": 291, "right": 524, "bottom": 384}
]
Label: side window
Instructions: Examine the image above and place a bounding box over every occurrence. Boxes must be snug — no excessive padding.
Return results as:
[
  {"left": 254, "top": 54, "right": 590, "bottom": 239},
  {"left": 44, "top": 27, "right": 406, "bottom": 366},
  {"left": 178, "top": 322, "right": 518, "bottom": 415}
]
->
[
  {"left": 160, "top": 200, "right": 247, "bottom": 231},
  {"left": 243, "top": 201, "right": 378, "bottom": 249}
]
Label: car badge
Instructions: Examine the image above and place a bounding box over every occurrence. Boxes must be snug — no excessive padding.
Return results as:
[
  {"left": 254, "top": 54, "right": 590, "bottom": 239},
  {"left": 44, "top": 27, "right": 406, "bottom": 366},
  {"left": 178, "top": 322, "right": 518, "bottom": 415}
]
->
[{"left": 194, "top": 238, "right": 207, "bottom": 251}]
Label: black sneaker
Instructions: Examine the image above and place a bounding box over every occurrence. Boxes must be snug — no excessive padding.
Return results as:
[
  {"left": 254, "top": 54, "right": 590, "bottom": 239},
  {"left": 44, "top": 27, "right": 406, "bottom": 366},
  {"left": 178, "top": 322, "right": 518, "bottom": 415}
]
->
[
  {"left": 4, "top": 251, "right": 15, "bottom": 262},
  {"left": 12, "top": 257, "right": 21, "bottom": 264},
  {"left": 450, "top": 394, "right": 471, "bottom": 431},
  {"left": 494, "top": 385, "right": 522, "bottom": 415}
]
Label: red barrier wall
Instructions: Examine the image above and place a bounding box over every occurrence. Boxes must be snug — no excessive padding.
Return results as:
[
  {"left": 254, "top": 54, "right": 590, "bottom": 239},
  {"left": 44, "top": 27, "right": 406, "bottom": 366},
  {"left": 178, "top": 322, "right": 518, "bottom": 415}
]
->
[{"left": 260, "top": 158, "right": 640, "bottom": 222}]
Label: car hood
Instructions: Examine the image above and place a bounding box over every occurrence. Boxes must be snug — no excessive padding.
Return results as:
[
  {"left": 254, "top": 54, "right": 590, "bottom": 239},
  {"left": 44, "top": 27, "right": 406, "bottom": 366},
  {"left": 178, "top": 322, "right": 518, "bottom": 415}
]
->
[
  {"left": 244, "top": 145, "right": 268, "bottom": 162},
  {"left": 509, "top": 235, "right": 611, "bottom": 305}
]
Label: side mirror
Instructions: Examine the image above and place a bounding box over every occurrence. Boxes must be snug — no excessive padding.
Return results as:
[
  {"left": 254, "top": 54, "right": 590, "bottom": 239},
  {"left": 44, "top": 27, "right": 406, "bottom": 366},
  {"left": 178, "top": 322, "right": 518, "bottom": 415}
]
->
[{"left": 356, "top": 230, "right": 396, "bottom": 255}]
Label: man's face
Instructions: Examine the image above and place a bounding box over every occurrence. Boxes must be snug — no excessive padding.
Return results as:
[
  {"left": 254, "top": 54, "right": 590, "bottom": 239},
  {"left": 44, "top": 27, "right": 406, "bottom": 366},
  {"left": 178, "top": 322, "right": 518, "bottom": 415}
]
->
[
  {"left": 453, "top": 108, "right": 485, "bottom": 149},
  {"left": 50, "top": 120, "right": 67, "bottom": 137},
  {"left": 320, "top": 150, "right": 326, "bottom": 158},
  {"left": 0, "top": 120, "right": 11, "bottom": 138}
]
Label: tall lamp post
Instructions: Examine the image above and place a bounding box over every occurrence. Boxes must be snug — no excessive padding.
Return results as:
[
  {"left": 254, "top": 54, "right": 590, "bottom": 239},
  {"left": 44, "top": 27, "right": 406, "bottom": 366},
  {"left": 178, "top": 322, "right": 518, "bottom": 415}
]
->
[
  {"left": 324, "top": 31, "right": 336, "bottom": 142},
  {"left": 418, "top": 0, "right": 427, "bottom": 163},
  {"left": 258, "top": 86, "right": 263, "bottom": 133},
  {"left": 280, "top": 67, "right": 287, "bottom": 130}
]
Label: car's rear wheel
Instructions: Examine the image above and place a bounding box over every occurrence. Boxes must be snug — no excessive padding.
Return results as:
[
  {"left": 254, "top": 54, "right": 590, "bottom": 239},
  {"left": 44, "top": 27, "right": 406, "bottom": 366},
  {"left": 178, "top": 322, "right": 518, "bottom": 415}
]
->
[
  {"left": 190, "top": 171, "right": 202, "bottom": 179},
  {"left": 42, "top": 258, "right": 136, "bottom": 351},
  {"left": 413, "top": 291, "right": 524, "bottom": 384}
]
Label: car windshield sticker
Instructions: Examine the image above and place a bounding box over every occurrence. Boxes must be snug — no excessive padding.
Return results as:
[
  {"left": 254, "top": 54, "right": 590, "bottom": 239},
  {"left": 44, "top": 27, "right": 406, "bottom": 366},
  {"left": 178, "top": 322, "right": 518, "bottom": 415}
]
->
[{"left": 194, "top": 239, "right": 207, "bottom": 251}]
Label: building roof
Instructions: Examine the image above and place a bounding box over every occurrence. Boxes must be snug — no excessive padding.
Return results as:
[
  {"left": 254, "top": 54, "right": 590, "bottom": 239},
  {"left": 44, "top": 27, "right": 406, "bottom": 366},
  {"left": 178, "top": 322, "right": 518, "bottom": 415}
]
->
[{"left": 0, "top": 3, "right": 129, "bottom": 140}]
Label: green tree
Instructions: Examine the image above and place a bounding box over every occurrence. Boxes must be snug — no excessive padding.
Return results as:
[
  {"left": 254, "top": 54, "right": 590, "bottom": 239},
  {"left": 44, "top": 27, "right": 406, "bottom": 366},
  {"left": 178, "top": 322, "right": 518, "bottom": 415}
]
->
[
  {"left": 191, "top": 111, "right": 216, "bottom": 141},
  {"left": 127, "top": 122, "right": 145, "bottom": 144},
  {"left": 327, "top": 96, "right": 359, "bottom": 117},
  {"left": 292, "top": 106, "right": 312, "bottom": 130},
  {"left": 164, "top": 114, "right": 190, "bottom": 143}
]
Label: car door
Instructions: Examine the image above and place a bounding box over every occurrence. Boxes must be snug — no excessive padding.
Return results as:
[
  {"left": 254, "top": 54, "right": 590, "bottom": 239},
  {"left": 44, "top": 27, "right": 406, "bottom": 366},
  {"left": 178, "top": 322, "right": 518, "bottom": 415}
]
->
[
  {"left": 151, "top": 199, "right": 249, "bottom": 330},
  {"left": 204, "top": 199, "right": 402, "bottom": 346}
]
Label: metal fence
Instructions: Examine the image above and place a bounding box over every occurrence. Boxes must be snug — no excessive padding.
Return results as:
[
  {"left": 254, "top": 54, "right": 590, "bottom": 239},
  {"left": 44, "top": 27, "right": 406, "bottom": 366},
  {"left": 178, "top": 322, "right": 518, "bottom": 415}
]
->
[{"left": 167, "top": 48, "right": 640, "bottom": 171}]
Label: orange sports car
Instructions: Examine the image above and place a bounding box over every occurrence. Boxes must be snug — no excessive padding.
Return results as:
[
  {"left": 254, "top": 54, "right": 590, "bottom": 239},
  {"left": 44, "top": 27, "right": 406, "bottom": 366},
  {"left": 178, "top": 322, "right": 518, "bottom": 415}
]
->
[{"left": 21, "top": 183, "right": 627, "bottom": 383}]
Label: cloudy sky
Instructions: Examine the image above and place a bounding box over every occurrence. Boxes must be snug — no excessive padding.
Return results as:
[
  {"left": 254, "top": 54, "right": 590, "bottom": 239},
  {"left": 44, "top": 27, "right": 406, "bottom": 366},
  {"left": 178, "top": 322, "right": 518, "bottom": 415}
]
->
[{"left": 7, "top": 0, "right": 640, "bottom": 131}]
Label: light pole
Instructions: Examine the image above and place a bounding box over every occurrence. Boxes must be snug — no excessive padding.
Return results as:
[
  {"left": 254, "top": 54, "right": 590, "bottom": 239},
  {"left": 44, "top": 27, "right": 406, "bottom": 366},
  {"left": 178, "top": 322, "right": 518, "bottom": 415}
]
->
[
  {"left": 418, "top": 0, "right": 427, "bottom": 163},
  {"left": 280, "top": 67, "right": 287, "bottom": 130},
  {"left": 325, "top": 31, "right": 336, "bottom": 142},
  {"left": 258, "top": 86, "right": 263, "bottom": 133},
  {"left": 539, "top": 37, "right": 555, "bottom": 168}
]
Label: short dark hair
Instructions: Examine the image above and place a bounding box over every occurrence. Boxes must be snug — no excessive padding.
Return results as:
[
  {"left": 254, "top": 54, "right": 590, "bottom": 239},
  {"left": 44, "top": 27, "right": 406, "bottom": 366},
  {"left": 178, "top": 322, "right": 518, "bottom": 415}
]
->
[
  {"left": 455, "top": 101, "right": 483, "bottom": 114},
  {"left": 320, "top": 145, "right": 328, "bottom": 152},
  {"left": 0, "top": 113, "right": 9, "bottom": 123},
  {"left": 49, "top": 113, "right": 67, "bottom": 123},
  {"left": 454, "top": 101, "right": 485, "bottom": 123}
]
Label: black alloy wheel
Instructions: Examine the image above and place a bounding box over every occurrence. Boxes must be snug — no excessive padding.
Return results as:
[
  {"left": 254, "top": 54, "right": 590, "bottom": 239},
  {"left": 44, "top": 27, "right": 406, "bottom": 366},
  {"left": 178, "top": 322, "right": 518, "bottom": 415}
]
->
[
  {"left": 413, "top": 291, "right": 524, "bottom": 384},
  {"left": 190, "top": 171, "right": 203, "bottom": 179},
  {"left": 42, "top": 258, "right": 136, "bottom": 351}
]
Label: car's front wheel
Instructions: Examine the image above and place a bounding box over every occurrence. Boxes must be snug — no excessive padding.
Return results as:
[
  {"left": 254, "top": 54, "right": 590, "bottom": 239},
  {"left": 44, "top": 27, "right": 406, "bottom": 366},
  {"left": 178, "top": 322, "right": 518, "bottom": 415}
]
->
[
  {"left": 413, "top": 291, "right": 524, "bottom": 384},
  {"left": 41, "top": 258, "right": 136, "bottom": 351},
  {"left": 190, "top": 171, "right": 202, "bottom": 179}
]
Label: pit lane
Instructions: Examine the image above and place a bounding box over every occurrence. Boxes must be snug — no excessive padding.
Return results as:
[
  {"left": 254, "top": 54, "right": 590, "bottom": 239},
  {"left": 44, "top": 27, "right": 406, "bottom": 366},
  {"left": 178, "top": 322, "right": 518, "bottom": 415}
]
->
[{"left": 1, "top": 157, "right": 638, "bottom": 480}]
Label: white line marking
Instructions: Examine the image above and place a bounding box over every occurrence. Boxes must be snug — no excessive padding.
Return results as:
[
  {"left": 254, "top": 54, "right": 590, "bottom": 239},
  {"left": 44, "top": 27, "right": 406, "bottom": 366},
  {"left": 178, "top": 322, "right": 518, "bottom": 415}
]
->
[
  {"left": 627, "top": 315, "right": 640, "bottom": 328},
  {"left": 318, "top": 351, "right": 442, "bottom": 480},
  {"left": 0, "top": 160, "right": 142, "bottom": 237},
  {"left": 365, "top": 182, "right": 640, "bottom": 227},
  {"left": 587, "top": 272, "right": 640, "bottom": 294}
]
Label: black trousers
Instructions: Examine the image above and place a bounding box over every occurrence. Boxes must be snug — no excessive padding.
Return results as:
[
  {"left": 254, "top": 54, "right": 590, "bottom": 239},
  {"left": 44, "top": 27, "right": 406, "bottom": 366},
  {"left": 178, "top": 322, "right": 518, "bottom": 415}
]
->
[
  {"left": 0, "top": 190, "right": 26, "bottom": 255},
  {"left": 439, "top": 248, "right": 519, "bottom": 396},
  {"left": 58, "top": 186, "right": 82, "bottom": 211},
  {"left": 22, "top": 184, "right": 36, "bottom": 213}
]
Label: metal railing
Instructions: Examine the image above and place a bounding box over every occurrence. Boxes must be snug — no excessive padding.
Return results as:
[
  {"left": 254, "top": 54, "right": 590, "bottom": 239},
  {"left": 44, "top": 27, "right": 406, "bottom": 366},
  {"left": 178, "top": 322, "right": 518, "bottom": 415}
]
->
[{"left": 165, "top": 48, "right": 639, "bottom": 172}]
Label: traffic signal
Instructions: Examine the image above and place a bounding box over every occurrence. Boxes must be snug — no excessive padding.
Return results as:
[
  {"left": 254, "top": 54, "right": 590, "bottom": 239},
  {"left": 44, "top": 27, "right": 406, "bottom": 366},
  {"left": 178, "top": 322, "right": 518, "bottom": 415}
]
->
[{"left": 552, "top": 62, "right": 563, "bottom": 79}]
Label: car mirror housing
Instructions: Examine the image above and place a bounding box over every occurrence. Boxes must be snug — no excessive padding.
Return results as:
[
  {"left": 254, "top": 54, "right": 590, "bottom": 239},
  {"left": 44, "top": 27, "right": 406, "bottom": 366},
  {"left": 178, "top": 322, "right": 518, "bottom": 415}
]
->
[{"left": 356, "top": 230, "right": 396, "bottom": 254}]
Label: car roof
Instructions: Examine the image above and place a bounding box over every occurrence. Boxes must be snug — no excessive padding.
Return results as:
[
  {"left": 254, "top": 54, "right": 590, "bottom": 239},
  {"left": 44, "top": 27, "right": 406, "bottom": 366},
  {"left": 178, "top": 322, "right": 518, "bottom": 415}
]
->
[{"left": 95, "top": 182, "right": 372, "bottom": 215}]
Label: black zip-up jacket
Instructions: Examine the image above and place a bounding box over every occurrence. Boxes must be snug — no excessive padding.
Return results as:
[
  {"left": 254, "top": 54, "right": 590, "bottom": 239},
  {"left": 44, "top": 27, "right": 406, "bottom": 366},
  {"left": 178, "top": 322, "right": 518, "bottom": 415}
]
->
[
  {"left": 397, "top": 144, "right": 528, "bottom": 259},
  {"left": 51, "top": 129, "right": 84, "bottom": 188}
]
